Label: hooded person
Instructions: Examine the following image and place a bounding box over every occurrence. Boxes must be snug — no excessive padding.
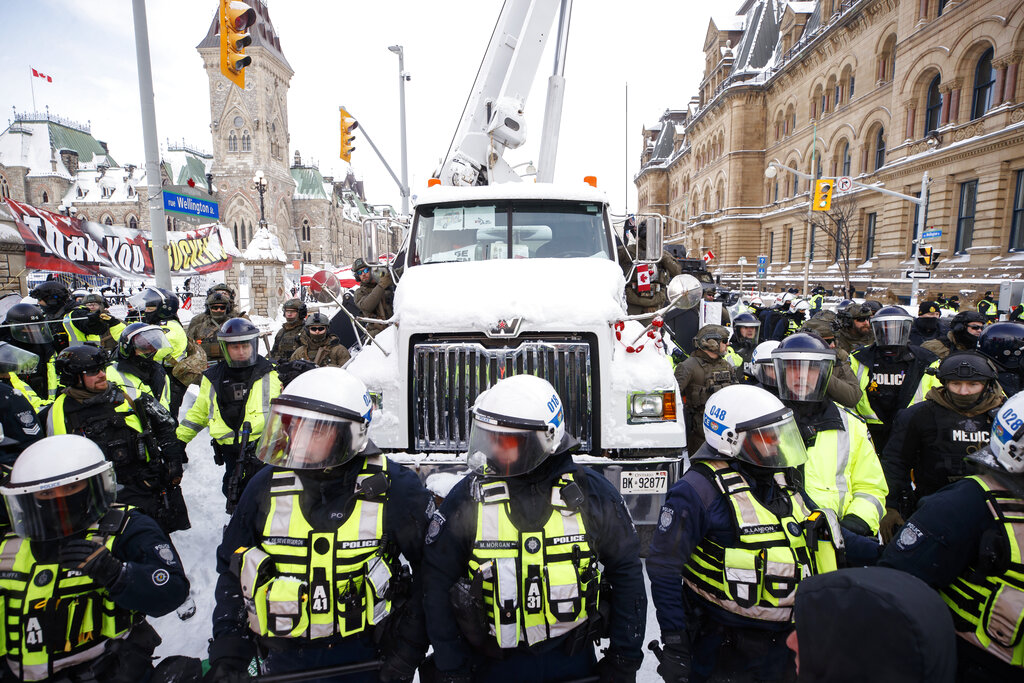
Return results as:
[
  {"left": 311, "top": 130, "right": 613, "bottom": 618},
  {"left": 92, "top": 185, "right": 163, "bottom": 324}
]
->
[
  {"left": 923, "top": 310, "right": 987, "bottom": 361},
  {"left": 910, "top": 300, "right": 947, "bottom": 346},
  {"left": 289, "top": 312, "right": 351, "bottom": 367},
  {"left": 787, "top": 566, "right": 956, "bottom": 683}
]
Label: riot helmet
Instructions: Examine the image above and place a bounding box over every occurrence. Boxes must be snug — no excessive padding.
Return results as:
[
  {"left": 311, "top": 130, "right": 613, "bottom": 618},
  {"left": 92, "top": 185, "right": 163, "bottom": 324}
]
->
[
  {"left": 117, "top": 323, "right": 170, "bottom": 362},
  {"left": 55, "top": 345, "right": 108, "bottom": 389},
  {"left": 282, "top": 298, "right": 308, "bottom": 322},
  {"left": 71, "top": 289, "right": 88, "bottom": 304},
  {"left": 950, "top": 311, "right": 986, "bottom": 348},
  {"left": 128, "top": 287, "right": 178, "bottom": 323},
  {"left": 862, "top": 300, "right": 883, "bottom": 315},
  {"left": 29, "top": 281, "right": 70, "bottom": 310},
  {"left": 751, "top": 340, "right": 781, "bottom": 388},
  {"left": 772, "top": 333, "right": 835, "bottom": 403},
  {"left": 0, "top": 342, "right": 39, "bottom": 375},
  {"left": 971, "top": 393, "right": 1024, "bottom": 475},
  {"left": 3, "top": 304, "right": 53, "bottom": 345},
  {"left": 1, "top": 435, "right": 117, "bottom": 541},
  {"left": 979, "top": 323, "right": 1024, "bottom": 370},
  {"left": 82, "top": 293, "right": 106, "bottom": 312},
  {"left": 467, "top": 375, "right": 566, "bottom": 478},
  {"left": 870, "top": 306, "right": 913, "bottom": 348},
  {"left": 217, "top": 318, "right": 260, "bottom": 368},
  {"left": 732, "top": 313, "right": 761, "bottom": 341},
  {"left": 701, "top": 385, "right": 808, "bottom": 468}
]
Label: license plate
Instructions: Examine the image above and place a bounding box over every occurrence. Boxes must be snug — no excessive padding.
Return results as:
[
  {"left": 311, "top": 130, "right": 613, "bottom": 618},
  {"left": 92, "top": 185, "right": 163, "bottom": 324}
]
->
[{"left": 619, "top": 470, "right": 668, "bottom": 494}]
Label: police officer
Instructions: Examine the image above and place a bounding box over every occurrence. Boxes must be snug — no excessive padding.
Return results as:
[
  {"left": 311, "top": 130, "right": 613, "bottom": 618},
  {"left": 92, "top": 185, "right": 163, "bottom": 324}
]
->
[
  {"left": 353, "top": 259, "right": 394, "bottom": 336},
  {"left": 923, "top": 310, "right": 986, "bottom": 360},
  {"left": 880, "top": 393, "right": 1024, "bottom": 681},
  {"left": 29, "top": 280, "right": 75, "bottom": 350},
  {"left": 879, "top": 352, "right": 1005, "bottom": 542},
  {"left": 809, "top": 285, "right": 826, "bottom": 315},
  {"left": 0, "top": 305, "right": 61, "bottom": 410},
  {"left": 648, "top": 385, "right": 849, "bottom": 683},
  {"left": 269, "top": 298, "right": 307, "bottom": 362},
  {"left": 105, "top": 323, "right": 173, "bottom": 411},
  {"left": 62, "top": 304, "right": 126, "bottom": 351},
  {"left": 849, "top": 306, "right": 940, "bottom": 452},
  {"left": 0, "top": 342, "right": 43, "bottom": 465},
  {"left": 799, "top": 316, "right": 863, "bottom": 409},
  {"left": 773, "top": 333, "right": 888, "bottom": 536},
  {"left": 675, "top": 325, "right": 739, "bottom": 449},
  {"left": 979, "top": 322, "right": 1024, "bottom": 396},
  {"left": 423, "top": 375, "right": 646, "bottom": 682},
  {"left": 748, "top": 340, "right": 780, "bottom": 390},
  {"left": 290, "top": 312, "right": 351, "bottom": 367},
  {"left": 208, "top": 367, "right": 431, "bottom": 683},
  {"left": 0, "top": 434, "right": 189, "bottom": 682},
  {"left": 834, "top": 303, "right": 874, "bottom": 354},
  {"left": 770, "top": 299, "right": 809, "bottom": 341},
  {"left": 910, "top": 300, "right": 947, "bottom": 347},
  {"left": 186, "top": 287, "right": 246, "bottom": 363},
  {"left": 129, "top": 287, "right": 189, "bottom": 416},
  {"left": 177, "top": 318, "right": 281, "bottom": 512},
  {"left": 978, "top": 291, "right": 999, "bottom": 324},
  {"left": 42, "top": 346, "right": 190, "bottom": 534},
  {"left": 728, "top": 313, "right": 761, "bottom": 365}
]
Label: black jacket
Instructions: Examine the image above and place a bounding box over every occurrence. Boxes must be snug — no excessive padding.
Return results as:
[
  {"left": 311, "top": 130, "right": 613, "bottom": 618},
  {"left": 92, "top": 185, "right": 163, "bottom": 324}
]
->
[
  {"left": 851, "top": 344, "right": 938, "bottom": 425},
  {"left": 0, "top": 384, "right": 42, "bottom": 465}
]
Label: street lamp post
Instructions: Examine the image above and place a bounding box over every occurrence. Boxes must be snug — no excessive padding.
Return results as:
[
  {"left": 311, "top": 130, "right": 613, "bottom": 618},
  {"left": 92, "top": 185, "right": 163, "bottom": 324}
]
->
[
  {"left": 388, "top": 45, "right": 410, "bottom": 217},
  {"left": 252, "top": 171, "right": 268, "bottom": 229}
]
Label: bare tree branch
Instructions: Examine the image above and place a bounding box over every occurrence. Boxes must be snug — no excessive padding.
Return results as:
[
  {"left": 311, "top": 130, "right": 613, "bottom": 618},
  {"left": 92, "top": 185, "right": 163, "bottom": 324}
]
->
[{"left": 808, "top": 192, "right": 859, "bottom": 298}]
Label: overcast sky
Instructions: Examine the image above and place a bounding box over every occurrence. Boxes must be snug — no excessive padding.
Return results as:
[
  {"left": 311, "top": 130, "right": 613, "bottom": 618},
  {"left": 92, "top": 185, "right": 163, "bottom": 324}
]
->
[{"left": 0, "top": 0, "right": 744, "bottom": 215}]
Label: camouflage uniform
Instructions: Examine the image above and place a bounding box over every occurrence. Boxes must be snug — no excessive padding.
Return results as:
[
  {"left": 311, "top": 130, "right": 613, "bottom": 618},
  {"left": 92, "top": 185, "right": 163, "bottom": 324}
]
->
[
  {"left": 269, "top": 320, "right": 304, "bottom": 362},
  {"left": 185, "top": 292, "right": 247, "bottom": 362},
  {"left": 289, "top": 329, "right": 351, "bottom": 367},
  {"left": 353, "top": 270, "right": 394, "bottom": 336},
  {"left": 617, "top": 242, "right": 682, "bottom": 315},
  {"left": 674, "top": 325, "right": 738, "bottom": 449}
]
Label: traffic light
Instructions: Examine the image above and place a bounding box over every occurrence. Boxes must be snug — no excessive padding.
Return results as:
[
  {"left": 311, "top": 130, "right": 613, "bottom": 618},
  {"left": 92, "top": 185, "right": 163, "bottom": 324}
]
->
[
  {"left": 813, "top": 179, "right": 834, "bottom": 212},
  {"left": 340, "top": 106, "right": 358, "bottom": 163},
  {"left": 917, "top": 245, "right": 936, "bottom": 268},
  {"left": 220, "top": 0, "right": 256, "bottom": 89}
]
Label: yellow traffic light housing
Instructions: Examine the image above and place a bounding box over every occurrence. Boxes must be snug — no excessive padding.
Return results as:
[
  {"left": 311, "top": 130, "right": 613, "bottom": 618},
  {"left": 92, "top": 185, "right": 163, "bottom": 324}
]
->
[
  {"left": 340, "top": 106, "right": 358, "bottom": 163},
  {"left": 813, "top": 179, "right": 834, "bottom": 212},
  {"left": 917, "top": 245, "right": 935, "bottom": 268},
  {"left": 220, "top": 0, "right": 256, "bottom": 89}
]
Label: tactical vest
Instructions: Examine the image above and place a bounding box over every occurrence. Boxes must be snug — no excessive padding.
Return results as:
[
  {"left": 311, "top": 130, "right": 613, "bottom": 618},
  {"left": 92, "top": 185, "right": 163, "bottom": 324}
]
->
[
  {"left": 683, "top": 460, "right": 840, "bottom": 622},
  {"left": 468, "top": 472, "right": 601, "bottom": 649},
  {"left": 46, "top": 393, "right": 149, "bottom": 467},
  {"left": 941, "top": 475, "right": 1024, "bottom": 668},
  {"left": 105, "top": 363, "right": 171, "bottom": 410},
  {"left": 0, "top": 507, "right": 136, "bottom": 681},
  {"left": 235, "top": 457, "right": 397, "bottom": 641},
  {"left": 178, "top": 372, "right": 277, "bottom": 446}
]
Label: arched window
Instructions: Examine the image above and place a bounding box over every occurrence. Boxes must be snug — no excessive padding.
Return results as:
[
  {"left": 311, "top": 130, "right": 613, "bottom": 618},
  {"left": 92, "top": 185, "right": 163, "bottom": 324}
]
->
[
  {"left": 302, "top": 218, "right": 311, "bottom": 241},
  {"left": 103, "top": 216, "right": 113, "bottom": 226},
  {"left": 242, "top": 130, "right": 252, "bottom": 152},
  {"left": 41, "top": 191, "right": 48, "bottom": 204},
  {"left": 937, "top": 0, "right": 948, "bottom": 16},
  {"left": 874, "top": 127, "right": 886, "bottom": 171},
  {"left": 233, "top": 221, "right": 240, "bottom": 249},
  {"left": 925, "top": 75, "right": 943, "bottom": 134},
  {"left": 128, "top": 216, "right": 138, "bottom": 230},
  {"left": 972, "top": 48, "right": 995, "bottom": 120},
  {"left": 228, "top": 131, "right": 238, "bottom": 152},
  {"left": 841, "top": 142, "right": 851, "bottom": 176}
]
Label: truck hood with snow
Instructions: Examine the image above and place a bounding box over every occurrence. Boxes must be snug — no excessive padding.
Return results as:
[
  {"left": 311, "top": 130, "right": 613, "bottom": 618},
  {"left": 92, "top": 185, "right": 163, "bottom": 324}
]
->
[{"left": 393, "top": 258, "right": 626, "bottom": 330}]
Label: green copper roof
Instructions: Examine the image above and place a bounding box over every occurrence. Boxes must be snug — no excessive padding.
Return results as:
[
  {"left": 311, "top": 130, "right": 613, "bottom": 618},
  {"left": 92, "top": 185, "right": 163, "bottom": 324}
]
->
[
  {"left": 48, "top": 122, "right": 116, "bottom": 166},
  {"left": 291, "top": 166, "right": 329, "bottom": 200},
  {"left": 176, "top": 155, "right": 209, "bottom": 185}
]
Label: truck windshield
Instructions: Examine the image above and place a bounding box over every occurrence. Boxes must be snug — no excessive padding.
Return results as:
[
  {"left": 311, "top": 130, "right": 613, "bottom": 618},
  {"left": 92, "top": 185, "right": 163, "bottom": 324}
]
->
[{"left": 412, "top": 200, "right": 612, "bottom": 264}]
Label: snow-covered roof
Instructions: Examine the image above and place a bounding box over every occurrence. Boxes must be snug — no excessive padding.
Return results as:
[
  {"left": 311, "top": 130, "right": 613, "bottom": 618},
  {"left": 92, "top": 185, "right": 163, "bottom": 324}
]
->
[
  {"left": 733, "top": 0, "right": 784, "bottom": 72},
  {"left": 416, "top": 182, "right": 609, "bottom": 207},
  {"left": 162, "top": 145, "right": 213, "bottom": 188},
  {"left": 242, "top": 226, "right": 287, "bottom": 262},
  {"left": 291, "top": 165, "right": 331, "bottom": 200},
  {"left": 62, "top": 167, "right": 144, "bottom": 205},
  {"left": 0, "top": 116, "right": 120, "bottom": 181}
]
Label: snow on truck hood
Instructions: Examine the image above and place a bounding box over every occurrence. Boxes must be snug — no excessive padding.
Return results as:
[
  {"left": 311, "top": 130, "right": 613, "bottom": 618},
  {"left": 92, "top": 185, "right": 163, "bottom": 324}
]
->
[{"left": 394, "top": 258, "right": 626, "bottom": 329}]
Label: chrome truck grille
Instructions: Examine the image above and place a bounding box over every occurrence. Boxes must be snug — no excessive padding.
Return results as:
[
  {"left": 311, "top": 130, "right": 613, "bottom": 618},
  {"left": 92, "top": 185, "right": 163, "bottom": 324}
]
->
[{"left": 411, "top": 338, "right": 594, "bottom": 452}]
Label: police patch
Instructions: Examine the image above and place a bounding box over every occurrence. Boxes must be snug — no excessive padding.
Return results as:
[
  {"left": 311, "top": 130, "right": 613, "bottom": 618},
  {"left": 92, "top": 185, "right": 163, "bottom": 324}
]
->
[
  {"left": 18, "top": 411, "right": 34, "bottom": 426},
  {"left": 896, "top": 522, "right": 924, "bottom": 550},
  {"left": 34, "top": 569, "right": 53, "bottom": 587},
  {"left": 152, "top": 569, "right": 170, "bottom": 586},
  {"left": 787, "top": 522, "right": 802, "bottom": 537},
  {"left": 155, "top": 544, "right": 177, "bottom": 566},
  {"left": 658, "top": 506, "right": 674, "bottom": 531},
  {"left": 425, "top": 511, "right": 446, "bottom": 545},
  {"left": 524, "top": 537, "right": 541, "bottom": 554}
]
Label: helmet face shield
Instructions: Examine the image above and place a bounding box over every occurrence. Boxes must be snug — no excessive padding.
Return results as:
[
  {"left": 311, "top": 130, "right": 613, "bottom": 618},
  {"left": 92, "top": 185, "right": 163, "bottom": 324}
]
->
[
  {"left": 735, "top": 410, "right": 808, "bottom": 469},
  {"left": 3, "top": 468, "right": 116, "bottom": 541},
  {"left": 128, "top": 327, "right": 170, "bottom": 359},
  {"left": 0, "top": 343, "right": 39, "bottom": 375},
  {"left": 773, "top": 355, "right": 834, "bottom": 403},
  {"left": 256, "top": 399, "right": 368, "bottom": 470},
  {"left": 11, "top": 321, "right": 53, "bottom": 345},
  {"left": 871, "top": 317, "right": 912, "bottom": 347},
  {"left": 467, "top": 422, "right": 553, "bottom": 478},
  {"left": 219, "top": 337, "right": 259, "bottom": 368}
]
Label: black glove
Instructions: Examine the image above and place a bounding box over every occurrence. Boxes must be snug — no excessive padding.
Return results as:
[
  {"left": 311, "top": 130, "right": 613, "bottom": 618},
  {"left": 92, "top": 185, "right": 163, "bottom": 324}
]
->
[
  {"left": 203, "top": 660, "right": 251, "bottom": 682},
  {"left": 59, "top": 539, "right": 124, "bottom": 588},
  {"left": 139, "top": 462, "right": 166, "bottom": 490},
  {"left": 206, "top": 635, "right": 254, "bottom": 682},
  {"left": 596, "top": 653, "right": 642, "bottom": 683},
  {"left": 165, "top": 459, "right": 185, "bottom": 486},
  {"left": 378, "top": 638, "right": 425, "bottom": 683},
  {"left": 655, "top": 631, "right": 692, "bottom": 683},
  {"left": 840, "top": 513, "right": 872, "bottom": 537}
]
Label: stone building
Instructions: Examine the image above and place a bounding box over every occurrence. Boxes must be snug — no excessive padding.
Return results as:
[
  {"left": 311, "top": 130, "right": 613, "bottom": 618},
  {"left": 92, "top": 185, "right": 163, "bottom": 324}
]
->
[{"left": 636, "top": 0, "right": 1024, "bottom": 299}]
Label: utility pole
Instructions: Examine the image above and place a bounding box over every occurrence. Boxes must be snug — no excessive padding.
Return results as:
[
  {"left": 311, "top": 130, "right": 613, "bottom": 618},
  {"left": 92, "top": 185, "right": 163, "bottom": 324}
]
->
[
  {"left": 132, "top": 0, "right": 171, "bottom": 290},
  {"left": 388, "top": 45, "right": 410, "bottom": 216}
]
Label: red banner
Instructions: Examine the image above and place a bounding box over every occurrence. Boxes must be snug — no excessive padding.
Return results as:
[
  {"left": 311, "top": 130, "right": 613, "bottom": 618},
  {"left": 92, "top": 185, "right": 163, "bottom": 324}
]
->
[{"left": 5, "top": 199, "right": 238, "bottom": 278}]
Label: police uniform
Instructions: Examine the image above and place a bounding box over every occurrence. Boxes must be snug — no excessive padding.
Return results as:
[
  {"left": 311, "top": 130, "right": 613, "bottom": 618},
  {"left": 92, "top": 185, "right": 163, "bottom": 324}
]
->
[
  {"left": 423, "top": 450, "right": 646, "bottom": 681},
  {"left": 0, "top": 384, "right": 42, "bottom": 465},
  {"left": 105, "top": 357, "right": 172, "bottom": 412},
  {"left": 209, "top": 448, "right": 432, "bottom": 682},
  {"left": 978, "top": 295, "right": 998, "bottom": 323},
  {"left": 0, "top": 506, "right": 189, "bottom": 682},
  {"left": 1, "top": 351, "right": 59, "bottom": 410},
  {"left": 61, "top": 309, "right": 126, "bottom": 351}
]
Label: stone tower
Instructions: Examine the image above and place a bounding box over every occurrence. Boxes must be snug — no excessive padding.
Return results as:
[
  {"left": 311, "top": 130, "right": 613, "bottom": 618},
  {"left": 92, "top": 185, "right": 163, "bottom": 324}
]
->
[{"left": 197, "top": 0, "right": 298, "bottom": 258}]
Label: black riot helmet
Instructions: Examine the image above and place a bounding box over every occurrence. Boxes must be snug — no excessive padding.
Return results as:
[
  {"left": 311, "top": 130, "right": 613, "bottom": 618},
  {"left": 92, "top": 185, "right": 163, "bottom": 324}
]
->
[
  {"left": 217, "top": 318, "right": 261, "bottom": 368},
  {"left": 128, "top": 287, "right": 178, "bottom": 323},
  {"left": 54, "top": 345, "right": 108, "bottom": 387},
  {"left": 3, "top": 304, "right": 53, "bottom": 345},
  {"left": 29, "top": 281, "right": 70, "bottom": 309},
  {"left": 870, "top": 306, "right": 913, "bottom": 348},
  {"left": 950, "top": 310, "right": 986, "bottom": 348},
  {"left": 935, "top": 352, "right": 998, "bottom": 384},
  {"left": 282, "top": 298, "right": 308, "bottom": 320},
  {"left": 771, "top": 332, "right": 836, "bottom": 403},
  {"left": 979, "top": 323, "right": 1024, "bottom": 371}
]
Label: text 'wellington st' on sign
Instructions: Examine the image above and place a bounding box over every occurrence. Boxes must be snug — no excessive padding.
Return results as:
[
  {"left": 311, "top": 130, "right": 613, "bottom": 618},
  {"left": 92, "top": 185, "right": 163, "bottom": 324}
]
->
[{"left": 163, "top": 191, "right": 219, "bottom": 220}]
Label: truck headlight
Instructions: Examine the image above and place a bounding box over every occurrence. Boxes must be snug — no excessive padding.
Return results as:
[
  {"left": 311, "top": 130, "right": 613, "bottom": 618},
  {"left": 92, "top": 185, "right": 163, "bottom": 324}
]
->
[{"left": 628, "top": 391, "right": 677, "bottom": 424}]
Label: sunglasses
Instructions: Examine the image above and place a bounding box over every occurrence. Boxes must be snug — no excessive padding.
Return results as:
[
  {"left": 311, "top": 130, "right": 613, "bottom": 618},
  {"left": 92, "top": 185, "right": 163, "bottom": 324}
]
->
[
  {"left": 967, "top": 324, "right": 984, "bottom": 331},
  {"left": 356, "top": 268, "right": 370, "bottom": 276},
  {"left": 209, "top": 305, "right": 228, "bottom": 311},
  {"left": 308, "top": 326, "right": 328, "bottom": 333},
  {"left": 83, "top": 368, "right": 105, "bottom": 377}
]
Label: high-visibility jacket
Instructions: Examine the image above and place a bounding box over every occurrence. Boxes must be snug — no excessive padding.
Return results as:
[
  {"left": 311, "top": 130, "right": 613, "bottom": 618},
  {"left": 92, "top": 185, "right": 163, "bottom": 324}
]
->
[
  {"left": 468, "top": 472, "right": 601, "bottom": 649},
  {"left": 105, "top": 362, "right": 171, "bottom": 411},
  {"left": 45, "top": 392, "right": 150, "bottom": 464},
  {"left": 801, "top": 406, "right": 888, "bottom": 533},
  {"left": 234, "top": 457, "right": 397, "bottom": 640},
  {"left": 61, "top": 313, "right": 125, "bottom": 350},
  {"left": 849, "top": 349, "right": 939, "bottom": 424},
  {"left": 6, "top": 356, "right": 59, "bottom": 409},
  {"left": 725, "top": 346, "right": 744, "bottom": 368},
  {"left": 158, "top": 318, "right": 188, "bottom": 367},
  {"left": 810, "top": 293, "right": 825, "bottom": 314},
  {"left": 684, "top": 460, "right": 840, "bottom": 622},
  {"left": 0, "top": 507, "right": 137, "bottom": 681},
  {"left": 176, "top": 370, "right": 280, "bottom": 445},
  {"left": 941, "top": 475, "right": 1024, "bottom": 668}
]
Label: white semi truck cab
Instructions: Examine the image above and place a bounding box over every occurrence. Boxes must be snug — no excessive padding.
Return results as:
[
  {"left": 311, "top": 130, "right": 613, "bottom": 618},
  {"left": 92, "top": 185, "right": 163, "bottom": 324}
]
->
[{"left": 346, "top": 182, "right": 687, "bottom": 531}]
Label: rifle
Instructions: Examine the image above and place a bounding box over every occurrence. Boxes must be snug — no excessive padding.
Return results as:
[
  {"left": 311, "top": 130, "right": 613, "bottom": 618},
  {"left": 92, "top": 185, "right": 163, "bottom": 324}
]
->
[
  {"left": 226, "top": 421, "right": 254, "bottom": 514},
  {"left": 122, "top": 391, "right": 179, "bottom": 527}
]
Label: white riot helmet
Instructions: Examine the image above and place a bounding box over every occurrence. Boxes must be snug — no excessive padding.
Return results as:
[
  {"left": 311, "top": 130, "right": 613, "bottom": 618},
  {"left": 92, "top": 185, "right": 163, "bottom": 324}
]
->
[
  {"left": 255, "top": 367, "right": 373, "bottom": 470},
  {"left": 793, "top": 299, "right": 811, "bottom": 314},
  {"left": 871, "top": 306, "right": 913, "bottom": 348},
  {"left": 972, "top": 393, "right": 1024, "bottom": 475},
  {"left": 1, "top": 435, "right": 116, "bottom": 541},
  {"left": 467, "top": 375, "right": 566, "bottom": 478},
  {"left": 702, "top": 385, "right": 808, "bottom": 468},
  {"left": 750, "top": 340, "right": 781, "bottom": 388}
]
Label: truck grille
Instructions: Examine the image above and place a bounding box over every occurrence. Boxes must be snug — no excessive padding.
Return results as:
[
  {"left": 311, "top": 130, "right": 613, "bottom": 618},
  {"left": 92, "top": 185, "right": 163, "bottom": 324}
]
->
[{"left": 412, "top": 339, "right": 593, "bottom": 452}]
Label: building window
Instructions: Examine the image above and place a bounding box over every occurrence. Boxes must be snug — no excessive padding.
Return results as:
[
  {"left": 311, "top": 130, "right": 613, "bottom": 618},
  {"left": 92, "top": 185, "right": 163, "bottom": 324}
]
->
[
  {"left": 769, "top": 232, "right": 775, "bottom": 262},
  {"left": 788, "top": 227, "right": 794, "bottom": 262},
  {"left": 937, "top": 0, "right": 948, "bottom": 16},
  {"left": 848, "top": 76, "right": 855, "bottom": 99},
  {"left": 301, "top": 219, "right": 311, "bottom": 241},
  {"left": 865, "top": 212, "right": 877, "bottom": 260},
  {"left": 0, "top": 175, "right": 8, "bottom": 199},
  {"left": 793, "top": 175, "right": 800, "bottom": 195},
  {"left": 972, "top": 48, "right": 995, "bottom": 120},
  {"left": 774, "top": 182, "right": 779, "bottom": 202},
  {"left": 874, "top": 128, "right": 886, "bottom": 172},
  {"left": 103, "top": 216, "right": 113, "bottom": 226},
  {"left": 834, "top": 85, "right": 841, "bottom": 106},
  {"left": 809, "top": 226, "right": 816, "bottom": 261},
  {"left": 841, "top": 142, "right": 851, "bottom": 176},
  {"left": 925, "top": 75, "right": 943, "bottom": 135},
  {"left": 820, "top": 93, "right": 827, "bottom": 114},
  {"left": 956, "top": 180, "right": 978, "bottom": 253},
  {"left": 128, "top": 216, "right": 138, "bottom": 230},
  {"left": 242, "top": 130, "right": 252, "bottom": 152},
  {"left": 1011, "top": 171, "right": 1024, "bottom": 251},
  {"left": 41, "top": 191, "right": 49, "bottom": 204},
  {"left": 228, "top": 131, "right": 238, "bottom": 152}
]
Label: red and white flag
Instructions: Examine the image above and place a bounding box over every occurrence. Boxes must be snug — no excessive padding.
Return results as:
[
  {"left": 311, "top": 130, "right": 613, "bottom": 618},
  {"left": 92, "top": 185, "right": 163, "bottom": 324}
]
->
[
  {"left": 636, "top": 263, "right": 651, "bottom": 292},
  {"left": 31, "top": 68, "right": 52, "bottom": 83},
  {"left": 702, "top": 250, "right": 715, "bottom": 263}
]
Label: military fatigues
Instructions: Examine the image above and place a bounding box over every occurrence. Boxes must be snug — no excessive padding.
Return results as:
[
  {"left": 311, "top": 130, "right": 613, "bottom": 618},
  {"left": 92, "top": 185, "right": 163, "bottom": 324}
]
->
[
  {"left": 834, "top": 326, "right": 873, "bottom": 355},
  {"left": 156, "top": 317, "right": 189, "bottom": 418},
  {"left": 675, "top": 350, "right": 739, "bottom": 449},
  {"left": 423, "top": 451, "right": 646, "bottom": 681},
  {"left": 185, "top": 308, "right": 246, "bottom": 362},
  {"left": 0, "top": 507, "right": 189, "bottom": 682},
  {"left": 922, "top": 330, "right": 976, "bottom": 361},
  {"left": 617, "top": 243, "right": 683, "bottom": 315},
  {"left": 269, "top": 320, "right": 304, "bottom": 363},
  {"left": 825, "top": 347, "right": 863, "bottom": 409},
  {"left": 289, "top": 330, "right": 351, "bottom": 368},
  {"left": 209, "top": 449, "right": 432, "bottom": 681},
  {"left": 353, "top": 275, "right": 394, "bottom": 336}
]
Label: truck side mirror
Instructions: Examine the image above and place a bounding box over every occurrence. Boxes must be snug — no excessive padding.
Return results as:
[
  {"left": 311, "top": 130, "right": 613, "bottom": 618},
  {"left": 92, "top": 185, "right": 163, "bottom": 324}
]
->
[
  {"left": 664, "top": 274, "right": 703, "bottom": 313},
  {"left": 640, "top": 216, "right": 664, "bottom": 262}
]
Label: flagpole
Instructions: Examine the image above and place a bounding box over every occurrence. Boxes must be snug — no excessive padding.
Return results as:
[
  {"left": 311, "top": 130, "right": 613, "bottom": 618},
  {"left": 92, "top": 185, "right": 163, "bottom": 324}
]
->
[{"left": 29, "top": 69, "right": 36, "bottom": 111}]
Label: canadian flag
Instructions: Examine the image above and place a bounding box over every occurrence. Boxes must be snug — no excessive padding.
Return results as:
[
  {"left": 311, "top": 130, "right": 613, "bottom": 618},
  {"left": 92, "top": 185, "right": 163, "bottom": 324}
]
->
[
  {"left": 31, "top": 68, "right": 52, "bottom": 83},
  {"left": 702, "top": 250, "right": 715, "bottom": 263},
  {"left": 636, "top": 263, "right": 651, "bottom": 292},
  {"left": 181, "top": 296, "right": 193, "bottom": 311}
]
